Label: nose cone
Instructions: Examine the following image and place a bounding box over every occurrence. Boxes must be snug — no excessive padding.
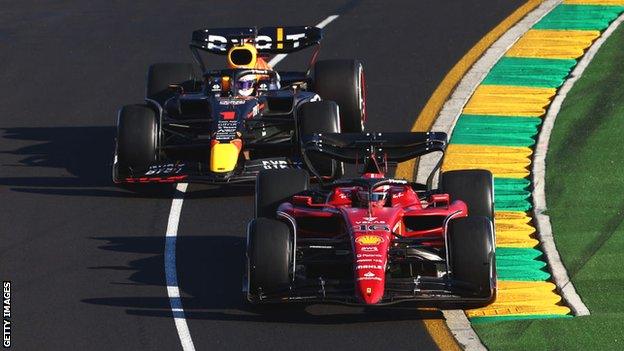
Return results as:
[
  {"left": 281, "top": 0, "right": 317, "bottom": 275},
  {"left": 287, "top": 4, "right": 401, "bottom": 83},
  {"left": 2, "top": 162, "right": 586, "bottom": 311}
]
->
[
  {"left": 354, "top": 233, "right": 388, "bottom": 305},
  {"left": 358, "top": 275, "right": 385, "bottom": 304},
  {"left": 210, "top": 139, "right": 241, "bottom": 172}
]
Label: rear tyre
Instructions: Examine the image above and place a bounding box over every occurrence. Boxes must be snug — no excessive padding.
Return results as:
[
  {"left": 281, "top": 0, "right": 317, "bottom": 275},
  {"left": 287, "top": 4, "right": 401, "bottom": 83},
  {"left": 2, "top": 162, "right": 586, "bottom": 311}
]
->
[
  {"left": 298, "top": 101, "right": 343, "bottom": 178},
  {"left": 312, "top": 59, "right": 366, "bottom": 132},
  {"left": 146, "top": 63, "right": 199, "bottom": 106},
  {"left": 255, "top": 169, "right": 309, "bottom": 218},
  {"left": 115, "top": 104, "right": 158, "bottom": 172},
  {"left": 247, "top": 217, "right": 293, "bottom": 301},
  {"left": 441, "top": 170, "right": 494, "bottom": 220},
  {"left": 448, "top": 216, "right": 496, "bottom": 306}
]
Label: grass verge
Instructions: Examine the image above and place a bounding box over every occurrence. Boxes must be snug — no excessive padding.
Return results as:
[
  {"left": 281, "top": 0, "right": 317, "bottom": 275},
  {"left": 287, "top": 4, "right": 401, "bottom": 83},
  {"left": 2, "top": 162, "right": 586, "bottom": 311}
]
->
[{"left": 473, "top": 22, "right": 624, "bottom": 351}]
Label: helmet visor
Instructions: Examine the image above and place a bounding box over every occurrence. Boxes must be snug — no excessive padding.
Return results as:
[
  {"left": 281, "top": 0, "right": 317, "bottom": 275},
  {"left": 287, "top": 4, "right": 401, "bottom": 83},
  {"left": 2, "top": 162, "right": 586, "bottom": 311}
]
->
[{"left": 237, "top": 79, "right": 255, "bottom": 91}]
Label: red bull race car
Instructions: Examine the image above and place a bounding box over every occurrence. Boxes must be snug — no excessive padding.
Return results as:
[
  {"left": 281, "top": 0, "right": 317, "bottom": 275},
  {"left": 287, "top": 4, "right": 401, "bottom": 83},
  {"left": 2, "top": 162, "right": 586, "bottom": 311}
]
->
[
  {"left": 245, "top": 132, "right": 496, "bottom": 306},
  {"left": 113, "top": 26, "right": 366, "bottom": 184}
]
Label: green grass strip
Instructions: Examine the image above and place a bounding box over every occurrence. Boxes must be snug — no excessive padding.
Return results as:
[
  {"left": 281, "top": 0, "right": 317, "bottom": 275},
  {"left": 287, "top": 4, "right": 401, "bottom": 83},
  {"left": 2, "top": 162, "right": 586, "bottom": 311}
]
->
[
  {"left": 494, "top": 177, "right": 532, "bottom": 212},
  {"left": 545, "top": 20, "right": 624, "bottom": 315},
  {"left": 496, "top": 247, "right": 550, "bottom": 281},
  {"left": 451, "top": 114, "right": 542, "bottom": 147},
  {"left": 471, "top": 314, "right": 572, "bottom": 324},
  {"left": 482, "top": 57, "right": 576, "bottom": 88},
  {"left": 534, "top": 4, "right": 624, "bottom": 31}
]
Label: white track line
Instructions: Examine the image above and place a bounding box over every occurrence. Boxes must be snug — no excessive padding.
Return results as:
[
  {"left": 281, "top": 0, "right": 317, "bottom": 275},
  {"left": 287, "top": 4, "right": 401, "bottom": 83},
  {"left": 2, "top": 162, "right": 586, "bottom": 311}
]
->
[
  {"left": 413, "top": 1, "right": 562, "bottom": 350},
  {"left": 164, "top": 15, "right": 340, "bottom": 351},
  {"left": 532, "top": 12, "right": 624, "bottom": 317},
  {"left": 165, "top": 183, "right": 195, "bottom": 351}
]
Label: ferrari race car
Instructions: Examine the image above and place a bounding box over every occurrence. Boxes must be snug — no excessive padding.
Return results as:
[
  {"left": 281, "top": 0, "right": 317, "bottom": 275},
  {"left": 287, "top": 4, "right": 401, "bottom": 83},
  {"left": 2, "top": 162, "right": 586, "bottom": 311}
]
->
[
  {"left": 245, "top": 132, "right": 496, "bottom": 306},
  {"left": 113, "top": 26, "right": 366, "bottom": 184}
]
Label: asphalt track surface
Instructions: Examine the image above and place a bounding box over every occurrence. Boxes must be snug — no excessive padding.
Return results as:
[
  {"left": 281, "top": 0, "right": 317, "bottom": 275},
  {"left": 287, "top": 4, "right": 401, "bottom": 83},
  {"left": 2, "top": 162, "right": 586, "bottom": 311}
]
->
[{"left": 0, "top": 1, "right": 524, "bottom": 350}]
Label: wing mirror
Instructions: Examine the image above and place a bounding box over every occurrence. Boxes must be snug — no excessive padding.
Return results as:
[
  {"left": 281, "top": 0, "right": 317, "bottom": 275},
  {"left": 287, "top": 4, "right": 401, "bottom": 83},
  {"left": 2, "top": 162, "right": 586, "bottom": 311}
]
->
[
  {"left": 429, "top": 194, "right": 450, "bottom": 208},
  {"left": 168, "top": 84, "right": 184, "bottom": 94},
  {"left": 292, "top": 195, "right": 313, "bottom": 206}
]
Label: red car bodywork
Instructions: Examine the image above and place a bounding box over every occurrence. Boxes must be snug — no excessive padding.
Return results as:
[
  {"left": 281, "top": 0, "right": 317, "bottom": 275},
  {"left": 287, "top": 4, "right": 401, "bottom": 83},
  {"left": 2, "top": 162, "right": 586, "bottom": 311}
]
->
[{"left": 278, "top": 173, "right": 468, "bottom": 304}]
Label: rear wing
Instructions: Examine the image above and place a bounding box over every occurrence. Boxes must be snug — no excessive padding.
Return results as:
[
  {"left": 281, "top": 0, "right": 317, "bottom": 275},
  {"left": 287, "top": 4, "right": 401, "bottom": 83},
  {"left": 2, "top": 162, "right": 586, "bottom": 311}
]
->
[
  {"left": 190, "top": 26, "right": 322, "bottom": 54},
  {"left": 301, "top": 132, "right": 447, "bottom": 164},
  {"left": 301, "top": 132, "right": 447, "bottom": 186}
]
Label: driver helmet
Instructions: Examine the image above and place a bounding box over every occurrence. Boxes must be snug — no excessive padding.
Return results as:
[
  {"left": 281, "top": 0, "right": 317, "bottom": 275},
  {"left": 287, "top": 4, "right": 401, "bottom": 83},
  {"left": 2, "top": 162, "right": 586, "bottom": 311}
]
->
[
  {"left": 236, "top": 74, "right": 257, "bottom": 97},
  {"left": 356, "top": 186, "right": 390, "bottom": 207}
]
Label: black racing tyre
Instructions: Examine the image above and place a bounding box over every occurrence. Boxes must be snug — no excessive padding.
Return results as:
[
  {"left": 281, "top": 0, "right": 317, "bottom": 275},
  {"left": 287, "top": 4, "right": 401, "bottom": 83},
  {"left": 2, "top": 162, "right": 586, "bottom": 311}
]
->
[
  {"left": 312, "top": 59, "right": 366, "bottom": 133},
  {"left": 116, "top": 104, "right": 158, "bottom": 170},
  {"left": 441, "top": 170, "right": 494, "bottom": 220},
  {"left": 298, "top": 101, "right": 343, "bottom": 178},
  {"left": 449, "top": 216, "right": 496, "bottom": 305},
  {"left": 255, "top": 169, "right": 309, "bottom": 218},
  {"left": 247, "top": 217, "right": 293, "bottom": 300},
  {"left": 146, "top": 63, "right": 199, "bottom": 106}
]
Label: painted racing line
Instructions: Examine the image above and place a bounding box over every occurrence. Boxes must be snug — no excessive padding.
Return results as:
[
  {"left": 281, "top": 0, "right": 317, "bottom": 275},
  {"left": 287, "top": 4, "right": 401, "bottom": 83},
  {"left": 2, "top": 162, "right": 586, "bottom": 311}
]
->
[{"left": 163, "top": 15, "right": 340, "bottom": 351}]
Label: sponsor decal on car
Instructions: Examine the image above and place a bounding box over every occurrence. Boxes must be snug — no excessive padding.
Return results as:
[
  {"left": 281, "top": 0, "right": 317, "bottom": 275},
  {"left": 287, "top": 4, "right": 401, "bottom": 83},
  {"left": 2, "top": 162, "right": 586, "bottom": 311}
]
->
[
  {"left": 356, "top": 265, "right": 383, "bottom": 270},
  {"left": 354, "top": 224, "right": 390, "bottom": 232},
  {"left": 219, "top": 99, "right": 245, "bottom": 105},
  {"left": 355, "top": 218, "right": 386, "bottom": 225},
  {"left": 220, "top": 111, "right": 237, "bottom": 120},
  {"left": 262, "top": 160, "right": 289, "bottom": 169},
  {"left": 360, "top": 246, "right": 379, "bottom": 252},
  {"left": 356, "top": 253, "right": 382, "bottom": 258},
  {"left": 145, "top": 163, "right": 185, "bottom": 175},
  {"left": 358, "top": 271, "right": 382, "bottom": 281},
  {"left": 355, "top": 235, "right": 383, "bottom": 246},
  {"left": 215, "top": 120, "right": 238, "bottom": 140},
  {"left": 205, "top": 32, "right": 308, "bottom": 52},
  {"left": 356, "top": 258, "right": 383, "bottom": 263}
]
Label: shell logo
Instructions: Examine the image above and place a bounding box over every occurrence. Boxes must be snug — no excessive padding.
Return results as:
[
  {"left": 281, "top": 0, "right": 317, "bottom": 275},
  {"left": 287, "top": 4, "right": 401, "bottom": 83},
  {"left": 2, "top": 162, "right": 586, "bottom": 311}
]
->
[{"left": 356, "top": 235, "right": 383, "bottom": 246}]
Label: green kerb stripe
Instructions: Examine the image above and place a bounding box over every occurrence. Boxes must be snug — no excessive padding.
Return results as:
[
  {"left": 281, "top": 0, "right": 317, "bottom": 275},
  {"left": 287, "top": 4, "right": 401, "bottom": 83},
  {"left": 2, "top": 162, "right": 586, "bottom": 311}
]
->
[
  {"left": 482, "top": 57, "right": 576, "bottom": 88},
  {"left": 534, "top": 4, "right": 624, "bottom": 31},
  {"left": 470, "top": 314, "right": 572, "bottom": 323},
  {"left": 496, "top": 247, "right": 550, "bottom": 281},
  {"left": 451, "top": 114, "right": 542, "bottom": 147},
  {"left": 494, "top": 177, "right": 532, "bottom": 212}
]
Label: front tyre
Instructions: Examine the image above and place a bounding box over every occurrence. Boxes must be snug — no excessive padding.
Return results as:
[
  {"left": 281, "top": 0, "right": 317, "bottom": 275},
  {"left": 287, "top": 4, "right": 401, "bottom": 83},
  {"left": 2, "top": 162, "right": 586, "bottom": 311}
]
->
[
  {"left": 448, "top": 216, "right": 496, "bottom": 307},
  {"left": 255, "top": 169, "right": 309, "bottom": 218},
  {"left": 246, "top": 217, "right": 293, "bottom": 302},
  {"left": 115, "top": 104, "right": 158, "bottom": 175},
  {"left": 441, "top": 170, "right": 494, "bottom": 220}
]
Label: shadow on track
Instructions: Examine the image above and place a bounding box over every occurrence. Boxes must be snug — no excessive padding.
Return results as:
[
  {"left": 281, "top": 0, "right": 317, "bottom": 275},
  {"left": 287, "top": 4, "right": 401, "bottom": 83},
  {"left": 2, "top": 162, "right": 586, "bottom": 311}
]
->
[
  {"left": 0, "top": 126, "right": 253, "bottom": 199},
  {"left": 0, "top": 126, "right": 116, "bottom": 187},
  {"left": 82, "top": 235, "right": 444, "bottom": 324}
]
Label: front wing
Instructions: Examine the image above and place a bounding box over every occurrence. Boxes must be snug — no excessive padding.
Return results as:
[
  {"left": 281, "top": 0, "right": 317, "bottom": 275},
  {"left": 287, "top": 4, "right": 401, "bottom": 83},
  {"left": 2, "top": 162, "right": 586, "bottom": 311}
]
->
[
  {"left": 244, "top": 276, "right": 496, "bottom": 308},
  {"left": 113, "top": 157, "right": 302, "bottom": 184}
]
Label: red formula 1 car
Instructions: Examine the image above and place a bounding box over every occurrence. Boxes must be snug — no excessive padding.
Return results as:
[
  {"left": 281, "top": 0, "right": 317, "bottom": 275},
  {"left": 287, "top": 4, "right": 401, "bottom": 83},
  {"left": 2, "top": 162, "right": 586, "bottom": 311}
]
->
[{"left": 244, "top": 132, "right": 496, "bottom": 307}]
